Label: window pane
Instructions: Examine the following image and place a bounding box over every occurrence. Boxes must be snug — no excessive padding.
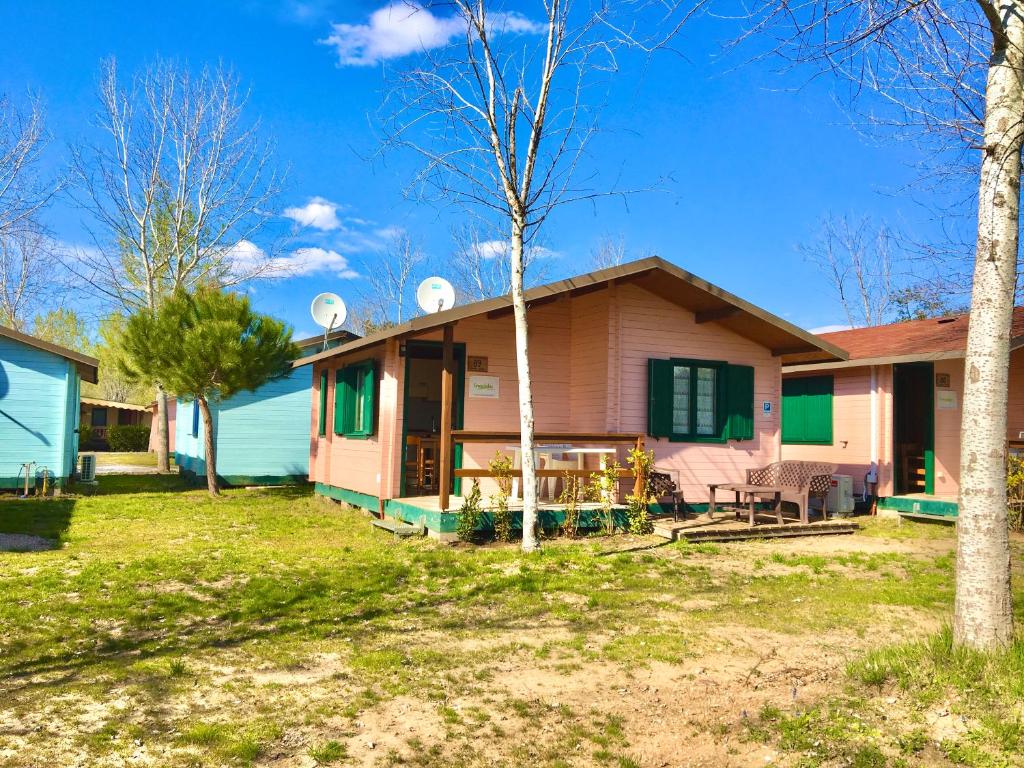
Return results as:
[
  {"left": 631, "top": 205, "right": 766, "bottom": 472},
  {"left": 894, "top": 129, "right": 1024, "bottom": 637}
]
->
[
  {"left": 672, "top": 365, "right": 690, "bottom": 433},
  {"left": 695, "top": 367, "right": 716, "bottom": 435},
  {"left": 352, "top": 369, "right": 366, "bottom": 432}
]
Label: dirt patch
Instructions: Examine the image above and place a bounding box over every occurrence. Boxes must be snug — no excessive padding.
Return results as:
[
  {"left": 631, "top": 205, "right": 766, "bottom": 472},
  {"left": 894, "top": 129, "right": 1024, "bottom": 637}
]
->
[{"left": 0, "top": 534, "right": 59, "bottom": 552}]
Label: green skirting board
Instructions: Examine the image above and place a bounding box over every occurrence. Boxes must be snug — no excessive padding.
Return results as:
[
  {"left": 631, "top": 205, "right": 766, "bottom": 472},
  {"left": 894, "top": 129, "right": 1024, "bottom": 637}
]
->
[{"left": 877, "top": 496, "right": 959, "bottom": 518}]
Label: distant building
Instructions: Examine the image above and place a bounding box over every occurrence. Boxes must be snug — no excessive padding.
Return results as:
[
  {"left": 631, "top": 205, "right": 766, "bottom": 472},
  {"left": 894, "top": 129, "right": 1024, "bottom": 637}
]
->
[
  {"left": 80, "top": 397, "right": 152, "bottom": 447},
  {"left": 174, "top": 328, "right": 358, "bottom": 486},
  {"left": 1, "top": 324, "right": 99, "bottom": 490}
]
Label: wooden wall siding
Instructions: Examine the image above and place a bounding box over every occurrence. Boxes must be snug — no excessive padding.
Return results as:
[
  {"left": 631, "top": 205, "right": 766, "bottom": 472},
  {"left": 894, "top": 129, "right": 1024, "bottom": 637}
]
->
[
  {"left": 614, "top": 283, "right": 782, "bottom": 503},
  {"left": 782, "top": 367, "right": 881, "bottom": 496},
  {"left": 1009, "top": 348, "right": 1024, "bottom": 442},
  {"left": 0, "top": 335, "right": 78, "bottom": 486},
  {"left": 569, "top": 289, "right": 610, "bottom": 431},
  {"left": 310, "top": 345, "right": 390, "bottom": 499},
  {"left": 174, "top": 368, "right": 311, "bottom": 482},
  {"left": 148, "top": 399, "right": 176, "bottom": 453}
]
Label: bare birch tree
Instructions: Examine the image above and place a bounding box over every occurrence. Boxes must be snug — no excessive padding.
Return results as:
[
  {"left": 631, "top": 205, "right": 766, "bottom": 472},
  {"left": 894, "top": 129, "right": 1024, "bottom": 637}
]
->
[
  {"left": 748, "top": 0, "right": 1020, "bottom": 648},
  {"left": 358, "top": 231, "right": 427, "bottom": 324},
  {"left": 451, "top": 224, "right": 551, "bottom": 301},
  {"left": 800, "top": 214, "right": 897, "bottom": 327},
  {"left": 0, "top": 224, "right": 60, "bottom": 330},
  {"left": 0, "top": 95, "right": 55, "bottom": 240},
  {"left": 69, "top": 59, "right": 282, "bottom": 472},
  {"left": 381, "top": 0, "right": 699, "bottom": 551}
]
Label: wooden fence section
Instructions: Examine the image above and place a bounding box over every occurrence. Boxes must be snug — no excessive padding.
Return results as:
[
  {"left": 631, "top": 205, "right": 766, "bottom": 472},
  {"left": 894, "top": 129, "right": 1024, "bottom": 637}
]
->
[{"left": 439, "top": 431, "right": 646, "bottom": 510}]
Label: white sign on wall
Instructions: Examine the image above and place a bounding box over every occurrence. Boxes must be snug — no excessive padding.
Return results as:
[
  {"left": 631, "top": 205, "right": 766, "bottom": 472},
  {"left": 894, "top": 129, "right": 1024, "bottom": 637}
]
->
[
  {"left": 937, "top": 390, "right": 958, "bottom": 410},
  {"left": 468, "top": 375, "right": 500, "bottom": 399}
]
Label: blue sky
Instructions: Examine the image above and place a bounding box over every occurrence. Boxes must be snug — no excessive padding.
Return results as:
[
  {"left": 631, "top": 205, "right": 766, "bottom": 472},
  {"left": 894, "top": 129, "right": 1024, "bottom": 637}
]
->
[{"left": 0, "top": 1, "right": 961, "bottom": 337}]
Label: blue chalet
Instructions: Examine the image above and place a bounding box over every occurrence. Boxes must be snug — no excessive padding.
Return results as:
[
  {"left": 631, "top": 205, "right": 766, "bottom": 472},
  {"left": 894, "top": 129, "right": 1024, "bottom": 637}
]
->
[
  {"left": 0, "top": 324, "right": 99, "bottom": 491},
  {"left": 175, "top": 328, "right": 358, "bottom": 486}
]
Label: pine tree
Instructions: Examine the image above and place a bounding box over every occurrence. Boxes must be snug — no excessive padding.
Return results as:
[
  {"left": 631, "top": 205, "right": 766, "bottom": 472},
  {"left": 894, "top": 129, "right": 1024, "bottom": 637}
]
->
[{"left": 119, "top": 288, "right": 300, "bottom": 495}]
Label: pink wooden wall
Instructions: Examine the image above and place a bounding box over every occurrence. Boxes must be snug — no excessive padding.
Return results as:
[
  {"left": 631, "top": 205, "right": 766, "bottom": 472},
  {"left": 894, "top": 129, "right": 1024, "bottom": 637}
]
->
[{"left": 148, "top": 398, "right": 176, "bottom": 453}]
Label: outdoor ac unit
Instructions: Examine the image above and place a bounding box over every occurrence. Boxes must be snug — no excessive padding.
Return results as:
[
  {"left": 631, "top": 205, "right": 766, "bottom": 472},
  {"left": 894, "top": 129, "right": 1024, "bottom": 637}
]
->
[
  {"left": 827, "top": 474, "right": 855, "bottom": 516},
  {"left": 79, "top": 453, "right": 97, "bottom": 483}
]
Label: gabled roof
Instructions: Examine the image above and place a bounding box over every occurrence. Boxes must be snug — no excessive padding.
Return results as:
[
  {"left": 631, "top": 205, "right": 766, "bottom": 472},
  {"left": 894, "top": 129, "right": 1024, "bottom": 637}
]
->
[
  {"left": 296, "top": 256, "right": 848, "bottom": 368},
  {"left": 0, "top": 323, "right": 99, "bottom": 383},
  {"left": 783, "top": 306, "right": 1024, "bottom": 372},
  {"left": 80, "top": 396, "right": 150, "bottom": 412},
  {"left": 294, "top": 328, "right": 360, "bottom": 350}
]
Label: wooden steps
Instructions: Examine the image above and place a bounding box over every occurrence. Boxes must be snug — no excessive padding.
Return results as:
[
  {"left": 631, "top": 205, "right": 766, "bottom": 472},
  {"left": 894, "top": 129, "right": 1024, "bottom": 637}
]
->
[
  {"left": 654, "top": 518, "right": 859, "bottom": 543},
  {"left": 370, "top": 517, "right": 425, "bottom": 538}
]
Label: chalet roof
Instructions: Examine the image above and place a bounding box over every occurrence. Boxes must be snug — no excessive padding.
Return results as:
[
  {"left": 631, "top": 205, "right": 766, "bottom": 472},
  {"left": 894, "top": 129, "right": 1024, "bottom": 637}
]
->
[
  {"left": 80, "top": 396, "right": 150, "bottom": 412},
  {"left": 0, "top": 323, "right": 99, "bottom": 383},
  {"left": 295, "top": 256, "right": 848, "bottom": 368},
  {"left": 783, "top": 306, "right": 1024, "bottom": 372}
]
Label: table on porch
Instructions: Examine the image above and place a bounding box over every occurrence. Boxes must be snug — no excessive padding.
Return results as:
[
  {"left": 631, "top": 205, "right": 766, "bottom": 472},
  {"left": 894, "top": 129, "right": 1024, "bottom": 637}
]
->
[{"left": 708, "top": 483, "right": 785, "bottom": 527}]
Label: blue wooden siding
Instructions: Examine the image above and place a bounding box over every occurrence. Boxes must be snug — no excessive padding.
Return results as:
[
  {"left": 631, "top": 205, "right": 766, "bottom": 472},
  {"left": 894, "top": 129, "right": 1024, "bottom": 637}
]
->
[
  {"left": 174, "top": 367, "right": 311, "bottom": 484},
  {"left": 0, "top": 335, "right": 79, "bottom": 488}
]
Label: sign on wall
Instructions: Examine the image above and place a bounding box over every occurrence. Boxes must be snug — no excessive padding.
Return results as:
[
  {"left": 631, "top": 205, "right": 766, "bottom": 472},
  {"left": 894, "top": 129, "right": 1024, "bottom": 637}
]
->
[
  {"left": 467, "top": 355, "right": 489, "bottom": 372},
  {"left": 468, "top": 375, "right": 500, "bottom": 399},
  {"left": 937, "top": 390, "right": 958, "bottom": 410},
  {"left": 935, "top": 372, "right": 951, "bottom": 388},
  {"left": 762, "top": 401, "right": 772, "bottom": 417}
]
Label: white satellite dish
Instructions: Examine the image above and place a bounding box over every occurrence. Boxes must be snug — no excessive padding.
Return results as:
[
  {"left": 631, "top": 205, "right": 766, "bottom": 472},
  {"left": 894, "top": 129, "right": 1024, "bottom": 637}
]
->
[
  {"left": 311, "top": 292, "right": 347, "bottom": 329},
  {"left": 416, "top": 277, "right": 456, "bottom": 314}
]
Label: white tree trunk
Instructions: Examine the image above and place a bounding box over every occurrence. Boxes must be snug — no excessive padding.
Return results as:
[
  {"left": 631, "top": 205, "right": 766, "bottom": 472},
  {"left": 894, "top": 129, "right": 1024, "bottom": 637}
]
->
[
  {"left": 155, "top": 385, "right": 170, "bottom": 473},
  {"left": 511, "top": 221, "right": 539, "bottom": 552},
  {"left": 953, "top": 11, "right": 1022, "bottom": 650}
]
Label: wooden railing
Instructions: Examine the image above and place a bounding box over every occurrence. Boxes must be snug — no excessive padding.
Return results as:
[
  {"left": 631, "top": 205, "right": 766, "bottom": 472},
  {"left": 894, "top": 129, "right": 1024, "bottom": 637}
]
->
[{"left": 439, "top": 430, "right": 646, "bottom": 510}]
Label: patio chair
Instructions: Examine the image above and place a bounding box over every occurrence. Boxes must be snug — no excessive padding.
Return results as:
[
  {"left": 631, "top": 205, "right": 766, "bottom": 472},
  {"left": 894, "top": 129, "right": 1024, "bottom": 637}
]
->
[
  {"left": 650, "top": 468, "right": 685, "bottom": 520},
  {"left": 745, "top": 460, "right": 837, "bottom": 523}
]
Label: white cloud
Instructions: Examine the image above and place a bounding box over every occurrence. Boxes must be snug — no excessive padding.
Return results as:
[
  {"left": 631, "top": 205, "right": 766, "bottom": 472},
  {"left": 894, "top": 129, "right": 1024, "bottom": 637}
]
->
[
  {"left": 285, "top": 247, "right": 360, "bottom": 279},
  {"left": 322, "top": 3, "right": 544, "bottom": 66},
  {"left": 283, "top": 196, "right": 342, "bottom": 231},
  {"left": 808, "top": 323, "right": 854, "bottom": 334},
  {"left": 471, "top": 239, "right": 556, "bottom": 261},
  {"left": 223, "top": 239, "right": 268, "bottom": 268}
]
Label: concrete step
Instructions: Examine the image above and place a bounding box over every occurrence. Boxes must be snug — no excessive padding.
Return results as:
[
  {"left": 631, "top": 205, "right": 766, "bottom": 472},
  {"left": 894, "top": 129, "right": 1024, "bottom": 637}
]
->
[
  {"left": 654, "top": 518, "right": 859, "bottom": 543},
  {"left": 371, "top": 517, "right": 424, "bottom": 538}
]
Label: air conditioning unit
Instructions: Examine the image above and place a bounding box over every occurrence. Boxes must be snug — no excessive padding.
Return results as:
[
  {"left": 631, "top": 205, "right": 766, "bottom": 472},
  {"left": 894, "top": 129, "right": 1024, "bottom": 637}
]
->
[
  {"left": 827, "top": 474, "right": 855, "bottom": 516},
  {"left": 79, "top": 453, "right": 97, "bottom": 483}
]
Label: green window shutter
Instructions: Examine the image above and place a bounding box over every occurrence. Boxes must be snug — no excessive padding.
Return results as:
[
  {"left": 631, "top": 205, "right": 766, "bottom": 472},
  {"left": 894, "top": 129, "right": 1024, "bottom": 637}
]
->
[
  {"left": 334, "top": 368, "right": 350, "bottom": 435},
  {"left": 318, "top": 370, "right": 328, "bottom": 437},
  {"left": 359, "top": 361, "right": 377, "bottom": 436},
  {"left": 647, "top": 358, "right": 674, "bottom": 438},
  {"left": 724, "top": 364, "right": 755, "bottom": 441},
  {"left": 782, "top": 375, "right": 833, "bottom": 444}
]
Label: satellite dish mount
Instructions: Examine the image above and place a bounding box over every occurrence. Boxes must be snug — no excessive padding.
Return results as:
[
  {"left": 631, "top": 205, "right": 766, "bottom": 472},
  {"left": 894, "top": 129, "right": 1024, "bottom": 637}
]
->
[
  {"left": 416, "top": 277, "right": 457, "bottom": 315},
  {"left": 310, "top": 293, "right": 347, "bottom": 351}
]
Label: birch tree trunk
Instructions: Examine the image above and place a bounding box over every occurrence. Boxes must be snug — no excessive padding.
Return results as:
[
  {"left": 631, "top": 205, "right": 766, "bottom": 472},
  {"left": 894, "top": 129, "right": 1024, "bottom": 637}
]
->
[
  {"left": 198, "top": 396, "right": 220, "bottom": 497},
  {"left": 511, "top": 219, "right": 539, "bottom": 552},
  {"left": 155, "top": 386, "right": 170, "bottom": 473},
  {"left": 953, "top": 6, "right": 1022, "bottom": 650}
]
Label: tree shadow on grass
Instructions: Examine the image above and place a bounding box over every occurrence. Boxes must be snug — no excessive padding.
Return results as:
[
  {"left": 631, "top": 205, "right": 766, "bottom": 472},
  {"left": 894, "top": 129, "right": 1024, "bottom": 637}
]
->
[{"left": 0, "top": 497, "right": 74, "bottom": 541}]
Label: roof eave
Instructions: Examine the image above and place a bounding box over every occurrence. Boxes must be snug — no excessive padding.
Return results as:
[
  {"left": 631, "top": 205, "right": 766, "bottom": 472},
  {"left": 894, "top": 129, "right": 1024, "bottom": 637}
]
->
[{"left": 783, "top": 348, "right": 966, "bottom": 373}]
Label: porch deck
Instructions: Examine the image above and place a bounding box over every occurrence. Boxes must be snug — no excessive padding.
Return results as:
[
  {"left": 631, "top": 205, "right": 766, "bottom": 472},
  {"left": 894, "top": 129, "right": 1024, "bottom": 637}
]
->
[
  {"left": 383, "top": 494, "right": 861, "bottom": 541},
  {"left": 877, "top": 493, "right": 958, "bottom": 520}
]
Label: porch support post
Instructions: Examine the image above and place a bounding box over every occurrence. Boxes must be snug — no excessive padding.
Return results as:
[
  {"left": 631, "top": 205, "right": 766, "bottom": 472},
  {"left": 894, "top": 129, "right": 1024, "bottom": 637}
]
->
[
  {"left": 633, "top": 434, "right": 646, "bottom": 500},
  {"left": 438, "top": 324, "right": 454, "bottom": 512}
]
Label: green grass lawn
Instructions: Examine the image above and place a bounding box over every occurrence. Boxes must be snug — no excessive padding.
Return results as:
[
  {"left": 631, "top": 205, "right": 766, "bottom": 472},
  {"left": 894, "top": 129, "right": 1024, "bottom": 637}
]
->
[
  {"left": 0, "top": 477, "right": 1021, "bottom": 767},
  {"left": 93, "top": 451, "right": 176, "bottom": 468}
]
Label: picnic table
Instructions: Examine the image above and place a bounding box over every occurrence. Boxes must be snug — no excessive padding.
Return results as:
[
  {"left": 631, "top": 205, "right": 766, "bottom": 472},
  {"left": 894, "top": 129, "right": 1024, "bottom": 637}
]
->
[{"left": 708, "top": 483, "right": 784, "bottom": 527}]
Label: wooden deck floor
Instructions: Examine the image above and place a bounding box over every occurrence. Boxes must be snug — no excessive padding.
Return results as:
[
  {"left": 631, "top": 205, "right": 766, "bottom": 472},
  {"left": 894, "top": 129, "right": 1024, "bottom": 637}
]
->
[{"left": 653, "top": 512, "right": 860, "bottom": 542}]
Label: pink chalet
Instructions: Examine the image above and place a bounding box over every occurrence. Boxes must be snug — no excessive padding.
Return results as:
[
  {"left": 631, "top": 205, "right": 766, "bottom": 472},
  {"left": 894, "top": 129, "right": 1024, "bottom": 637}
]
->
[
  {"left": 782, "top": 307, "right": 1024, "bottom": 518},
  {"left": 297, "top": 257, "right": 845, "bottom": 537}
]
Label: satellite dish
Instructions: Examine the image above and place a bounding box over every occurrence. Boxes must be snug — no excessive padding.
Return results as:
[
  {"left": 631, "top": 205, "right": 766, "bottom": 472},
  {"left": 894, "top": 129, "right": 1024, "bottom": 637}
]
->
[
  {"left": 416, "top": 277, "right": 456, "bottom": 314},
  {"left": 310, "top": 292, "right": 347, "bottom": 331}
]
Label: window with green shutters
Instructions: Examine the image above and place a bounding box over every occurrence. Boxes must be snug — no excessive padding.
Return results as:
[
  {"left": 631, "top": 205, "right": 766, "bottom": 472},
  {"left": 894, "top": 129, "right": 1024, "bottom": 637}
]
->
[
  {"left": 317, "top": 370, "right": 328, "bottom": 437},
  {"left": 781, "top": 375, "right": 833, "bottom": 445},
  {"left": 647, "top": 358, "right": 755, "bottom": 442},
  {"left": 333, "top": 360, "right": 377, "bottom": 438}
]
